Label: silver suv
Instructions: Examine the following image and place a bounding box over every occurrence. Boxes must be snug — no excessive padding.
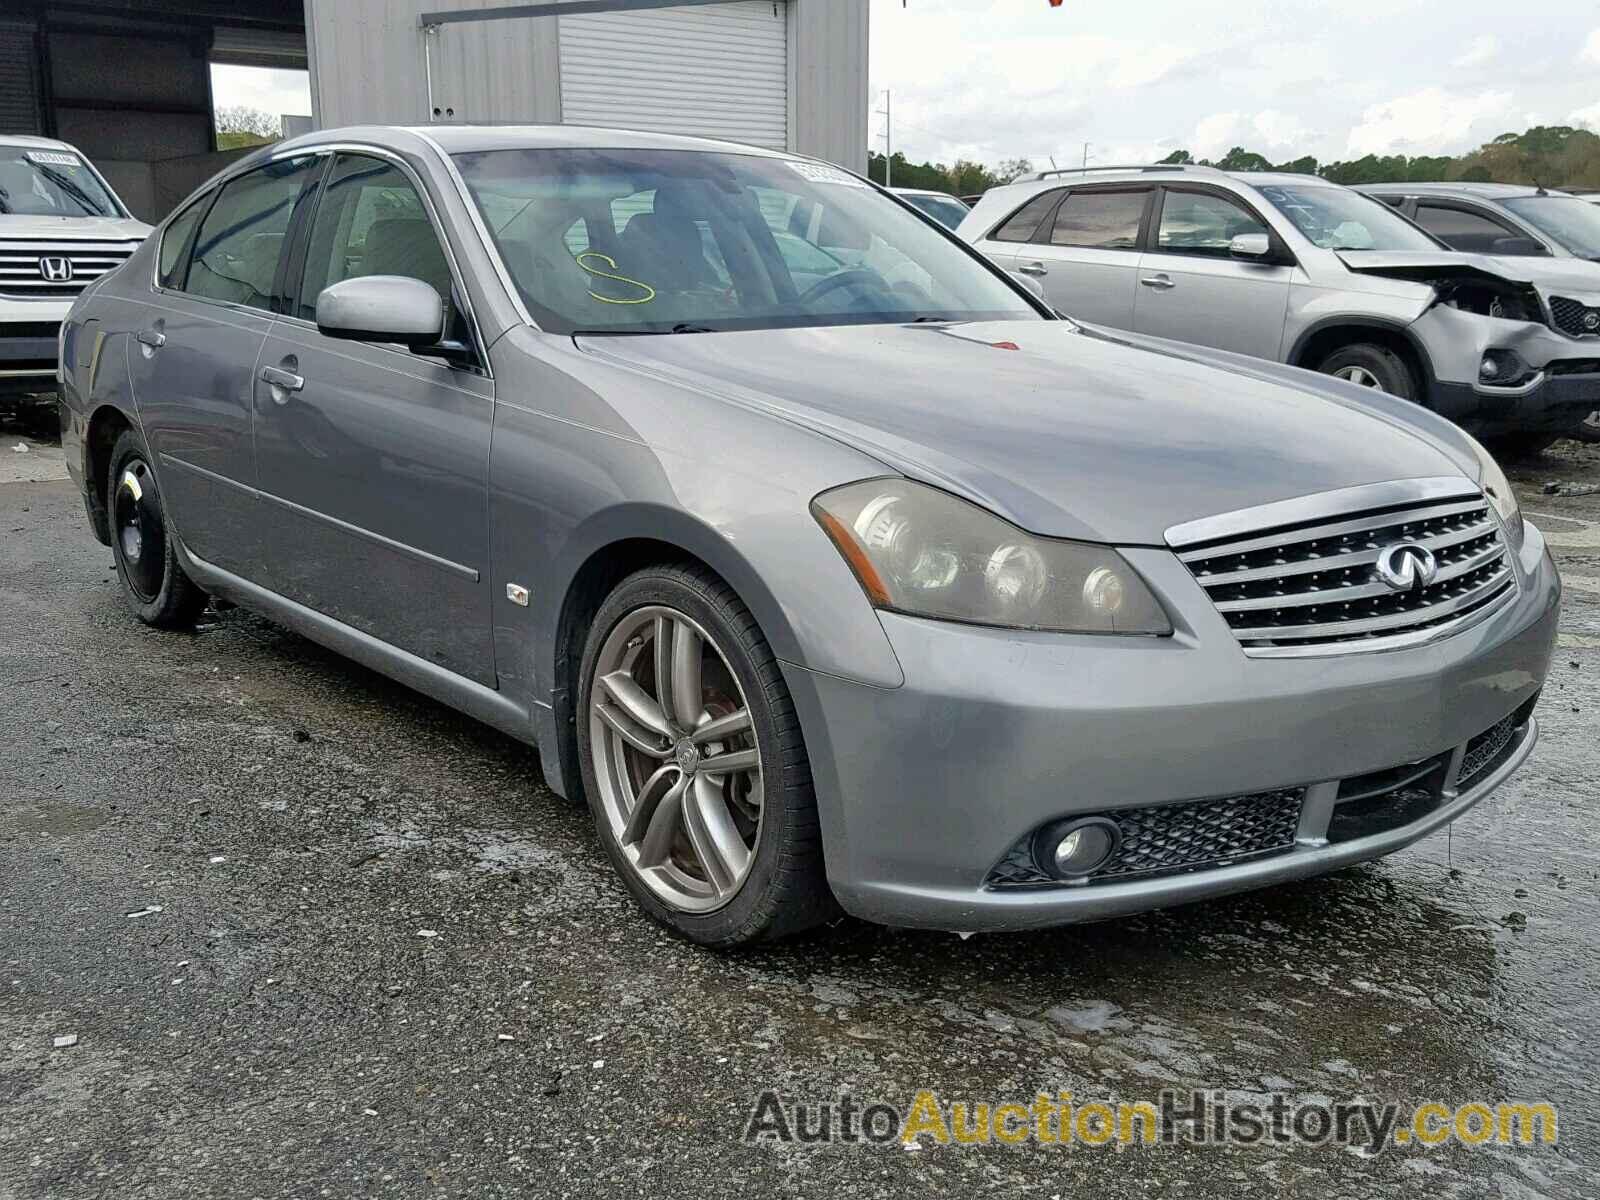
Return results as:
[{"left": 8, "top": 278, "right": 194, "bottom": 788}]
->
[{"left": 959, "top": 164, "right": 1600, "bottom": 454}]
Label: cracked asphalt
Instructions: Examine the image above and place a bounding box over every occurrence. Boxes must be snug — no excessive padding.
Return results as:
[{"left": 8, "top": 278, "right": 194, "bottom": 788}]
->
[{"left": 3, "top": 412, "right": 1599, "bottom": 1198}]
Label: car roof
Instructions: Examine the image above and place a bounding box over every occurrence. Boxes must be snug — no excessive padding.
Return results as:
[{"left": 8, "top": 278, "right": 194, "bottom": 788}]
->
[
  {"left": 1015, "top": 165, "right": 1341, "bottom": 191},
  {"left": 1360, "top": 181, "right": 1561, "bottom": 200},
  {"left": 0, "top": 134, "right": 80, "bottom": 153},
  {"left": 277, "top": 123, "right": 799, "bottom": 161},
  {"left": 892, "top": 187, "right": 964, "bottom": 200}
]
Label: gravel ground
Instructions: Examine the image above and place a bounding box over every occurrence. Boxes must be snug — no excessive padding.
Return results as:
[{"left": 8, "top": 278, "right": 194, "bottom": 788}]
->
[{"left": 3, "top": 414, "right": 1599, "bottom": 1198}]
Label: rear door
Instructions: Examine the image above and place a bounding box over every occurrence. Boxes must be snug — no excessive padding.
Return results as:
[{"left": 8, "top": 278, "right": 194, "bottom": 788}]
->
[
  {"left": 1133, "top": 185, "right": 1292, "bottom": 360},
  {"left": 1012, "top": 186, "right": 1150, "bottom": 328},
  {"left": 967, "top": 188, "right": 1063, "bottom": 280},
  {"left": 252, "top": 151, "right": 496, "bottom": 686},
  {"left": 127, "top": 154, "right": 324, "bottom": 579}
]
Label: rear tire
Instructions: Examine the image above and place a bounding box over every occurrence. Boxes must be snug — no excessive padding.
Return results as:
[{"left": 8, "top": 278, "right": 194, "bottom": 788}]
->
[
  {"left": 576, "top": 563, "right": 836, "bottom": 947},
  {"left": 107, "top": 428, "right": 208, "bottom": 630},
  {"left": 1315, "top": 343, "right": 1416, "bottom": 402}
]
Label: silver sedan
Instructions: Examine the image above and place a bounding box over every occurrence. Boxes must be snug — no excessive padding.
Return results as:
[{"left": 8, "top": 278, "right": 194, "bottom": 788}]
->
[{"left": 59, "top": 125, "right": 1559, "bottom": 946}]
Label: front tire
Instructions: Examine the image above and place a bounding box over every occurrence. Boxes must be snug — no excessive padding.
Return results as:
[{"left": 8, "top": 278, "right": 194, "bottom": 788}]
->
[
  {"left": 576, "top": 564, "right": 835, "bottom": 947},
  {"left": 1316, "top": 343, "right": 1416, "bottom": 402},
  {"left": 107, "top": 428, "right": 208, "bottom": 630}
]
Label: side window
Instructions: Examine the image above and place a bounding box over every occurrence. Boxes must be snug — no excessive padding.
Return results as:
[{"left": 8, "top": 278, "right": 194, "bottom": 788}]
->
[
  {"left": 1156, "top": 190, "right": 1270, "bottom": 258},
  {"left": 991, "top": 190, "right": 1061, "bottom": 242},
  {"left": 1050, "top": 189, "right": 1147, "bottom": 249},
  {"left": 157, "top": 195, "right": 207, "bottom": 289},
  {"left": 296, "top": 154, "right": 459, "bottom": 337},
  {"left": 1413, "top": 204, "right": 1517, "bottom": 253},
  {"left": 184, "top": 156, "right": 320, "bottom": 310}
]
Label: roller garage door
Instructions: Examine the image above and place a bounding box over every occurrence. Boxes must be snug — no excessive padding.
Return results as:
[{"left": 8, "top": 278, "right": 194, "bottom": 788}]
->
[
  {"left": 0, "top": 22, "right": 43, "bottom": 136},
  {"left": 559, "top": 1, "right": 788, "bottom": 150}
]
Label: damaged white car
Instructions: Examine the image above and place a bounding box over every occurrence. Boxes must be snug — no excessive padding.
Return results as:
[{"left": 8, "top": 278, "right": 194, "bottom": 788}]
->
[{"left": 959, "top": 165, "right": 1600, "bottom": 455}]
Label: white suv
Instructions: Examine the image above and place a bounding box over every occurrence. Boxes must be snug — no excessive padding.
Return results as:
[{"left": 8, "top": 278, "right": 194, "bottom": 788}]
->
[{"left": 0, "top": 135, "right": 149, "bottom": 408}]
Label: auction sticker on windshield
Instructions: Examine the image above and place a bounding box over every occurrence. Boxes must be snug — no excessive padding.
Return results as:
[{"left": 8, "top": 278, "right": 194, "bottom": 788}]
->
[
  {"left": 787, "top": 160, "right": 868, "bottom": 187},
  {"left": 25, "top": 151, "right": 80, "bottom": 167}
]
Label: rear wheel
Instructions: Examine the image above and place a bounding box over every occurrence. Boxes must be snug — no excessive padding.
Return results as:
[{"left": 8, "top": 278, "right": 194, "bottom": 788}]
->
[
  {"left": 107, "top": 429, "right": 208, "bottom": 629},
  {"left": 577, "top": 564, "right": 835, "bottom": 947},
  {"left": 1315, "top": 343, "right": 1416, "bottom": 402}
]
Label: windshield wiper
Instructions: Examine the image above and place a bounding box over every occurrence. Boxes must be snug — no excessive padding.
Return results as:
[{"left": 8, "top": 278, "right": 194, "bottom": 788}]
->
[
  {"left": 35, "top": 165, "right": 106, "bottom": 216},
  {"left": 668, "top": 323, "right": 715, "bottom": 334}
]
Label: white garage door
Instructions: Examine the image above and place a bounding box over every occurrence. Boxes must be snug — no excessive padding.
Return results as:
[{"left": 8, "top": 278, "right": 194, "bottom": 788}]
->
[{"left": 559, "top": 1, "right": 788, "bottom": 150}]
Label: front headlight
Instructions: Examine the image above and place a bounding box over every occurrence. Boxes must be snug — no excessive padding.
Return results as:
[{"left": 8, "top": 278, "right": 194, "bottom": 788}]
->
[
  {"left": 812, "top": 479, "right": 1172, "bottom": 635},
  {"left": 1463, "top": 433, "right": 1524, "bottom": 552}
]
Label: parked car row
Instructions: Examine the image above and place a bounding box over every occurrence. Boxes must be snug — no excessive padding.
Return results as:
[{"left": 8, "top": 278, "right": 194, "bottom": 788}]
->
[
  {"left": 55, "top": 125, "right": 1559, "bottom": 946},
  {"left": 958, "top": 164, "right": 1600, "bottom": 455}
]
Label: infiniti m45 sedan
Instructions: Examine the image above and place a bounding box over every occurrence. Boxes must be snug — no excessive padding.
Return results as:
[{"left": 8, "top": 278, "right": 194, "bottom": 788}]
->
[{"left": 59, "top": 126, "right": 1559, "bottom": 946}]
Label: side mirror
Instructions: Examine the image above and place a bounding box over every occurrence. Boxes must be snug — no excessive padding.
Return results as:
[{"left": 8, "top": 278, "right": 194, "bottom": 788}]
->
[
  {"left": 1229, "top": 232, "right": 1272, "bottom": 260},
  {"left": 1489, "top": 236, "right": 1548, "bottom": 257},
  {"left": 1012, "top": 271, "right": 1045, "bottom": 300},
  {"left": 316, "top": 275, "right": 445, "bottom": 350}
]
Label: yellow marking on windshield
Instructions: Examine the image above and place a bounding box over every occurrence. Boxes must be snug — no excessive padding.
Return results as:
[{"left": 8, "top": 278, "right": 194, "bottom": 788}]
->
[{"left": 575, "top": 252, "right": 656, "bottom": 305}]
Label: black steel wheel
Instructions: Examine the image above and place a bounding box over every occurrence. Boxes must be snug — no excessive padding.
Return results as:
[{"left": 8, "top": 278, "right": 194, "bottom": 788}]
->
[{"left": 107, "top": 428, "right": 208, "bottom": 629}]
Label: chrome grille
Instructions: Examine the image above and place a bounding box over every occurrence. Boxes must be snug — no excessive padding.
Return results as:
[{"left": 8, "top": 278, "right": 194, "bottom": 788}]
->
[
  {"left": 1549, "top": 295, "right": 1600, "bottom": 339},
  {"left": 0, "top": 239, "right": 138, "bottom": 299},
  {"left": 1174, "top": 490, "right": 1513, "bottom": 653}
]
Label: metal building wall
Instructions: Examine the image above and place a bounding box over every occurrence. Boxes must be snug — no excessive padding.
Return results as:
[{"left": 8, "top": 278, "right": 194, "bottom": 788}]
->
[{"left": 303, "top": 0, "right": 868, "bottom": 170}]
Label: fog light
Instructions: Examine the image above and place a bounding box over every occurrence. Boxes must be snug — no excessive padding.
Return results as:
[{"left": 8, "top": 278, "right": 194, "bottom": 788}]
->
[
  {"left": 1479, "top": 357, "right": 1499, "bottom": 380},
  {"left": 1036, "top": 817, "right": 1120, "bottom": 880}
]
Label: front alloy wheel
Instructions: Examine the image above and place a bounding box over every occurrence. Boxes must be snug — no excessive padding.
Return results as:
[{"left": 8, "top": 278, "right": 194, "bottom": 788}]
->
[
  {"left": 589, "top": 605, "right": 763, "bottom": 911},
  {"left": 577, "top": 564, "right": 835, "bottom": 946}
]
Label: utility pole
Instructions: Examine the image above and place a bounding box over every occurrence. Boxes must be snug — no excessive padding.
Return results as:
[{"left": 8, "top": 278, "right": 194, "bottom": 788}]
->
[{"left": 877, "top": 89, "right": 892, "bottom": 187}]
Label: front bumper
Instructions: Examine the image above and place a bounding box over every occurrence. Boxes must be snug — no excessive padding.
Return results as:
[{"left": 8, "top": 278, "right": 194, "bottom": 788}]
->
[
  {"left": 0, "top": 311, "right": 66, "bottom": 398},
  {"left": 1415, "top": 305, "right": 1599, "bottom": 434},
  {"left": 784, "top": 524, "right": 1560, "bottom": 931}
]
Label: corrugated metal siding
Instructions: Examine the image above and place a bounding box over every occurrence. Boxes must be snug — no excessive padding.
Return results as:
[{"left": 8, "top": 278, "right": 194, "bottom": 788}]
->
[
  {"left": 0, "top": 22, "right": 42, "bottom": 137},
  {"left": 305, "top": 0, "right": 561, "bottom": 127},
  {"left": 303, "top": 0, "right": 864, "bottom": 166},
  {"left": 790, "top": 0, "right": 866, "bottom": 170},
  {"left": 558, "top": 2, "right": 788, "bottom": 149}
]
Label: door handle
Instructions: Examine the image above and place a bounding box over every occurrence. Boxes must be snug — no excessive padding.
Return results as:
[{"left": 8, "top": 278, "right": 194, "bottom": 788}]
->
[
  {"left": 260, "top": 365, "right": 305, "bottom": 395},
  {"left": 1016, "top": 261, "right": 1048, "bottom": 277},
  {"left": 136, "top": 328, "right": 165, "bottom": 349},
  {"left": 1139, "top": 274, "right": 1176, "bottom": 290}
]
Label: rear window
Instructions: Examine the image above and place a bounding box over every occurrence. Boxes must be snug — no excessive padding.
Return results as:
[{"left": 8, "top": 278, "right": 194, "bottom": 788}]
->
[{"left": 991, "top": 190, "right": 1061, "bottom": 242}]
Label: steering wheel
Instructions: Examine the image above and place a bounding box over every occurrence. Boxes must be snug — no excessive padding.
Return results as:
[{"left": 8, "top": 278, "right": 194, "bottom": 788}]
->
[{"left": 798, "top": 268, "right": 890, "bottom": 307}]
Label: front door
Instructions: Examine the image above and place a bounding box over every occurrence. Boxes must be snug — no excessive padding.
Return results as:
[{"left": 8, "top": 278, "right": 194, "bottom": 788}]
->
[
  {"left": 126, "top": 154, "right": 324, "bottom": 577},
  {"left": 253, "top": 152, "right": 496, "bottom": 686},
  {"left": 1133, "top": 186, "right": 1292, "bottom": 360}
]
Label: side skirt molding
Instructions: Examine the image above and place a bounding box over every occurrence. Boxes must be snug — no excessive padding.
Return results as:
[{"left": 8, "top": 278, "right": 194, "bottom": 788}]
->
[{"left": 176, "top": 542, "right": 537, "bottom": 749}]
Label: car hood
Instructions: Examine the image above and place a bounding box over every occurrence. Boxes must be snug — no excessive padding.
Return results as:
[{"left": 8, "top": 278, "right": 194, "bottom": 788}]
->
[
  {"left": 1340, "top": 249, "right": 1600, "bottom": 301},
  {"left": 0, "top": 214, "right": 150, "bottom": 241},
  {"left": 576, "top": 320, "right": 1470, "bottom": 544}
]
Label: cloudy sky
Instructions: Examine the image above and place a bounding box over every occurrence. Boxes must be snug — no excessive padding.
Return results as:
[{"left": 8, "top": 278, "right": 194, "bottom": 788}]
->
[
  {"left": 869, "top": 0, "right": 1600, "bottom": 169},
  {"left": 211, "top": 64, "right": 313, "bottom": 124}
]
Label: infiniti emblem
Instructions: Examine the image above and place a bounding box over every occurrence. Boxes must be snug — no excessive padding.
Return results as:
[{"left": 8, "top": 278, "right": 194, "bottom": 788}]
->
[
  {"left": 1375, "top": 543, "right": 1438, "bottom": 592},
  {"left": 38, "top": 256, "right": 72, "bottom": 283}
]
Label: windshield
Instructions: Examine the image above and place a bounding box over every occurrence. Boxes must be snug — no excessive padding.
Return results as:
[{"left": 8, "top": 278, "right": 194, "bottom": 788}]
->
[
  {"left": 1502, "top": 196, "right": 1600, "bottom": 259},
  {"left": 1256, "top": 183, "right": 1440, "bottom": 252},
  {"left": 0, "top": 148, "right": 121, "bottom": 217},
  {"left": 452, "top": 147, "right": 1038, "bottom": 334},
  {"left": 900, "top": 192, "right": 970, "bottom": 230}
]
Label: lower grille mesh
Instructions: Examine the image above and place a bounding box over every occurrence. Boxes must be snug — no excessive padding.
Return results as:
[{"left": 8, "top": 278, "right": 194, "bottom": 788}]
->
[{"left": 986, "top": 789, "right": 1304, "bottom": 888}]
